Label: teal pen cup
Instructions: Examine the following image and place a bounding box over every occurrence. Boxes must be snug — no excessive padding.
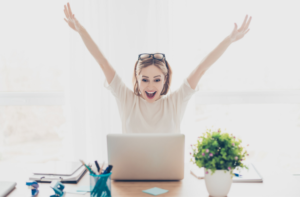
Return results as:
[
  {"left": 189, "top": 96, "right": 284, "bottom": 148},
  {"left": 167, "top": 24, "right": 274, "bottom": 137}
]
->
[{"left": 90, "top": 172, "right": 112, "bottom": 197}]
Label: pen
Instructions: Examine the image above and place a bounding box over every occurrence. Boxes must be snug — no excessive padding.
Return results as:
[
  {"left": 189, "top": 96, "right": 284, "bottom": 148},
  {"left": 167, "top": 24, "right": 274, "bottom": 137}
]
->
[
  {"left": 79, "top": 160, "right": 95, "bottom": 174},
  {"left": 234, "top": 173, "right": 242, "bottom": 177},
  {"left": 95, "top": 160, "right": 100, "bottom": 174}
]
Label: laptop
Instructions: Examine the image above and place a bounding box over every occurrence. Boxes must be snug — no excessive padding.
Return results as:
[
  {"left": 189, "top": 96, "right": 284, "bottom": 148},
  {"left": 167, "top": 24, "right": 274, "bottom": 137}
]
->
[
  {"left": 107, "top": 133, "right": 185, "bottom": 180},
  {"left": 0, "top": 181, "right": 16, "bottom": 197}
]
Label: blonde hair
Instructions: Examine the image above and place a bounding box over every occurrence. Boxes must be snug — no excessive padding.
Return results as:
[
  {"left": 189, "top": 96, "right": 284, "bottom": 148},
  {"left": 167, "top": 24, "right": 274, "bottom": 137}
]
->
[{"left": 132, "top": 58, "right": 172, "bottom": 96}]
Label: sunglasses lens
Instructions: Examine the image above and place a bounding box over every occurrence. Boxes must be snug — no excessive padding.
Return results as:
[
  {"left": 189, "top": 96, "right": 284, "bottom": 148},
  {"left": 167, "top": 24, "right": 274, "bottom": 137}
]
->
[
  {"left": 154, "top": 53, "right": 164, "bottom": 60},
  {"left": 139, "top": 53, "right": 164, "bottom": 60},
  {"left": 140, "top": 54, "right": 151, "bottom": 60}
]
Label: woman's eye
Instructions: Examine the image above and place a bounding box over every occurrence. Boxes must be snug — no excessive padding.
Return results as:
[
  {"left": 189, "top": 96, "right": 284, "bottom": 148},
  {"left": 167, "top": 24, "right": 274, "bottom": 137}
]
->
[{"left": 142, "top": 79, "right": 160, "bottom": 82}]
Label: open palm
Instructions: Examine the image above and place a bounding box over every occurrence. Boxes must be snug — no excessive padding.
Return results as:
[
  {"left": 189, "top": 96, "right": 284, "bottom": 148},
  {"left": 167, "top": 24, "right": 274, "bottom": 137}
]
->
[
  {"left": 229, "top": 15, "right": 252, "bottom": 43},
  {"left": 63, "top": 2, "right": 82, "bottom": 33}
]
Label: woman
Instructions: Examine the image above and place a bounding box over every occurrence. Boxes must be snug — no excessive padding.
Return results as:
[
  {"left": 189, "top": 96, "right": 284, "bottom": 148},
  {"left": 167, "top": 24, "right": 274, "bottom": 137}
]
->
[{"left": 63, "top": 2, "right": 251, "bottom": 134}]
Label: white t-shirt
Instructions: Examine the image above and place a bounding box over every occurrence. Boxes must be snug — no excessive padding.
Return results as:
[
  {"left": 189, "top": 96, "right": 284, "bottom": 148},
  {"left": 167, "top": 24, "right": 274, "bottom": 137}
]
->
[{"left": 104, "top": 72, "right": 199, "bottom": 133}]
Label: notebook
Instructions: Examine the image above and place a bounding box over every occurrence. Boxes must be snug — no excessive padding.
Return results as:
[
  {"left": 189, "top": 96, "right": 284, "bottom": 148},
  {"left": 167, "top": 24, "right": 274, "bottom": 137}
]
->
[
  {"left": 29, "top": 165, "right": 87, "bottom": 183},
  {"left": 0, "top": 181, "right": 16, "bottom": 197},
  {"left": 190, "top": 162, "right": 263, "bottom": 183}
]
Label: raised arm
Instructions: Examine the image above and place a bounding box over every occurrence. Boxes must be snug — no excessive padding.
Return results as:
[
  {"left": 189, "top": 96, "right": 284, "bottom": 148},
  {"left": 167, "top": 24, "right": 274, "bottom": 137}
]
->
[
  {"left": 187, "top": 15, "right": 252, "bottom": 90},
  {"left": 63, "top": 2, "right": 115, "bottom": 84}
]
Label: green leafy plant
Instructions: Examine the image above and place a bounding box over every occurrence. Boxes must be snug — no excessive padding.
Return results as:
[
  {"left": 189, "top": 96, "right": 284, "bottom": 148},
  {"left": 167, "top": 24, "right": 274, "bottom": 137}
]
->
[{"left": 190, "top": 128, "right": 249, "bottom": 176}]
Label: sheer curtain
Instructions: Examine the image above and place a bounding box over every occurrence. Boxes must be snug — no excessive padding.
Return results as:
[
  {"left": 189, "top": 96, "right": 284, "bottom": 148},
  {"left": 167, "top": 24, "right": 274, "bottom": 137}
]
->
[
  {"left": 64, "top": 0, "right": 300, "bottom": 165},
  {"left": 64, "top": 0, "right": 195, "bottom": 162}
]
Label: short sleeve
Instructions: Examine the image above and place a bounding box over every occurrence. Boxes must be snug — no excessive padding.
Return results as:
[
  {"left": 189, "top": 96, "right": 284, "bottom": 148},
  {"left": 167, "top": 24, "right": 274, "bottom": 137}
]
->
[
  {"left": 169, "top": 78, "right": 199, "bottom": 122},
  {"left": 104, "top": 72, "right": 135, "bottom": 119}
]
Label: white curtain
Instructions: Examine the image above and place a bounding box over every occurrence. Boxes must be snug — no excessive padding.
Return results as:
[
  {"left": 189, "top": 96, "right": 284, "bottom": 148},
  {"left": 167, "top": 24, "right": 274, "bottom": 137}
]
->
[
  {"left": 63, "top": 0, "right": 300, "bottom": 166},
  {"left": 64, "top": 0, "right": 196, "bottom": 163}
]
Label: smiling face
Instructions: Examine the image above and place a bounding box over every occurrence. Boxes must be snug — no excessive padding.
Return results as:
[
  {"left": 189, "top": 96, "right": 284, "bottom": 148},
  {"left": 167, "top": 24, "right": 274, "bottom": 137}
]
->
[{"left": 137, "top": 65, "right": 165, "bottom": 103}]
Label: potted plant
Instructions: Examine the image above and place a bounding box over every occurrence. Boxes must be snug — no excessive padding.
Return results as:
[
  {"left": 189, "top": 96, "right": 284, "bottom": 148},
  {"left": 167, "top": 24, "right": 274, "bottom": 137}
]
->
[{"left": 190, "top": 128, "right": 249, "bottom": 197}]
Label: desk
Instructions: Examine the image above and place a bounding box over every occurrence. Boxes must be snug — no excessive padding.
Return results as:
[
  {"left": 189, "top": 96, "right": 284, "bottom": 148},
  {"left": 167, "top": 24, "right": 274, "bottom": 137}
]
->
[{"left": 1, "top": 161, "right": 300, "bottom": 197}]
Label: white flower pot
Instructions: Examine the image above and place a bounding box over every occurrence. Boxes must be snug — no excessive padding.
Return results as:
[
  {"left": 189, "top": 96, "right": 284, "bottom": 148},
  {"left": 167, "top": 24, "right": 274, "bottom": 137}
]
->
[{"left": 204, "top": 168, "right": 232, "bottom": 197}]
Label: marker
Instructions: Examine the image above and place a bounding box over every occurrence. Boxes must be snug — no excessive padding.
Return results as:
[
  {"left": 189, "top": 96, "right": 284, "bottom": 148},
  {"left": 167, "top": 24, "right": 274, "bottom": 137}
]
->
[
  {"left": 102, "top": 165, "right": 113, "bottom": 174},
  {"left": 95, "top": 161, "right": 100, "bottom": 174}
]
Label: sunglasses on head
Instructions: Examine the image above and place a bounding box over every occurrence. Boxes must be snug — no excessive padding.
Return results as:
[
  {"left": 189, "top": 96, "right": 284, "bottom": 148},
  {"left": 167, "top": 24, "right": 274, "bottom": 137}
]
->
[{"left": 138, "top": 53, "right": 166, "bottom": 62}]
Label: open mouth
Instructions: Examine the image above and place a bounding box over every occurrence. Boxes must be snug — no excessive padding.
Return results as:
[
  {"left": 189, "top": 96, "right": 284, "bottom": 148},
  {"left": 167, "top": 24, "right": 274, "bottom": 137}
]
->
[{"left": 145, "top": 91, "right": 157, "bottom": 99}]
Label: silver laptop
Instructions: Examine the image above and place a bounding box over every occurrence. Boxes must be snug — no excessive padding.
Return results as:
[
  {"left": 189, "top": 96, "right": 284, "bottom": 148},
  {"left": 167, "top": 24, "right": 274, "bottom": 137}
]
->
[
  {"left": 0, "top": 181, "right": 16, "bottom": 197},
  {"left": 107, "top": 133, "right": 185, "bottom": 180}
]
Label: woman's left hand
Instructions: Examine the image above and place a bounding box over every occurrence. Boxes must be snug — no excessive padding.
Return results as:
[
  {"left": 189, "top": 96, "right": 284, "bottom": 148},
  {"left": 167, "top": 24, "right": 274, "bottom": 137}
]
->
[{"left": 229, "top": 15, "right": 252, "bottom": 43}]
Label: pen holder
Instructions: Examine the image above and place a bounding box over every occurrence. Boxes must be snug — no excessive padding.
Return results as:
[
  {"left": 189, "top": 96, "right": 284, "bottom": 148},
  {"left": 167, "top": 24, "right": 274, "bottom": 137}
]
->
[{"left": 90, "top": 172, "right": 112, "bottom": 197}]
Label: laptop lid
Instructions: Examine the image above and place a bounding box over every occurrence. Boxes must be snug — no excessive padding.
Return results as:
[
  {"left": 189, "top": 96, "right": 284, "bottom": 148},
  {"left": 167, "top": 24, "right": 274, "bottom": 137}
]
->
[
  {"left": 0, "top": 181, "right": 16, "bottom": 197},
  {"left": 107, "top": 133, "right": 185, "bottom": 180}
]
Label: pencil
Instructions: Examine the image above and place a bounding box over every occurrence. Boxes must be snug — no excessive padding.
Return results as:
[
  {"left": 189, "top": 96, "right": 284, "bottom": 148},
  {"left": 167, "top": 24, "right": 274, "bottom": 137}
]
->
[
  {"left": 99, "top": 162, "right": 105, "bottom": 174},
  {"left": 79, "top": 159, "right": 95, "bottom": 174}
]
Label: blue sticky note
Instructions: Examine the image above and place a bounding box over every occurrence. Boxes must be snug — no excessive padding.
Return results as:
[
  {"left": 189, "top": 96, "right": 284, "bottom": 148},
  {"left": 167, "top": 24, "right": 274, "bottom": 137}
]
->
[
  {"left": 76, "top": 185, "right": 93, "bottom": 192},
  {"left": 142, "top": 187, "right": 168, "bottom": 196},
  {"left": 65, "top": 188, "right": 87, "bottom": 194}
]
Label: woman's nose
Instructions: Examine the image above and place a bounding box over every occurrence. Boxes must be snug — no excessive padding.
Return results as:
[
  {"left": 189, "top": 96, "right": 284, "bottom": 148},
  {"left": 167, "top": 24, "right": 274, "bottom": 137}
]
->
[{"left": 147, "top": 82, "right": 155, "bottom": 89}]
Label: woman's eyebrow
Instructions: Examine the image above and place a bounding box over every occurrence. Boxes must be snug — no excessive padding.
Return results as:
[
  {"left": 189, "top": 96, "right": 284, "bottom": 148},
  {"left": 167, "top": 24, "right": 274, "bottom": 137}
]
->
[{"left": 142, "top": 75, "right": 161, "bottom": 78}]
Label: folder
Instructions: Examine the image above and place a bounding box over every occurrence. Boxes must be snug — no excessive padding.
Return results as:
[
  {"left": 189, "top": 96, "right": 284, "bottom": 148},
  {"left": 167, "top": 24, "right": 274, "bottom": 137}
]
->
[{"left": 29, "top": 165, "right": 87, "bottom": 184}]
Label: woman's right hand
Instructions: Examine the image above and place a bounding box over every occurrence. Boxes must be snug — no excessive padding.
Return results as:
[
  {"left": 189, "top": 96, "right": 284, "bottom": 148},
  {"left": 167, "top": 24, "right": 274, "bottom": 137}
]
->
[{"left": 64, "top": 2, "right": 83, "bottom": 33}]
